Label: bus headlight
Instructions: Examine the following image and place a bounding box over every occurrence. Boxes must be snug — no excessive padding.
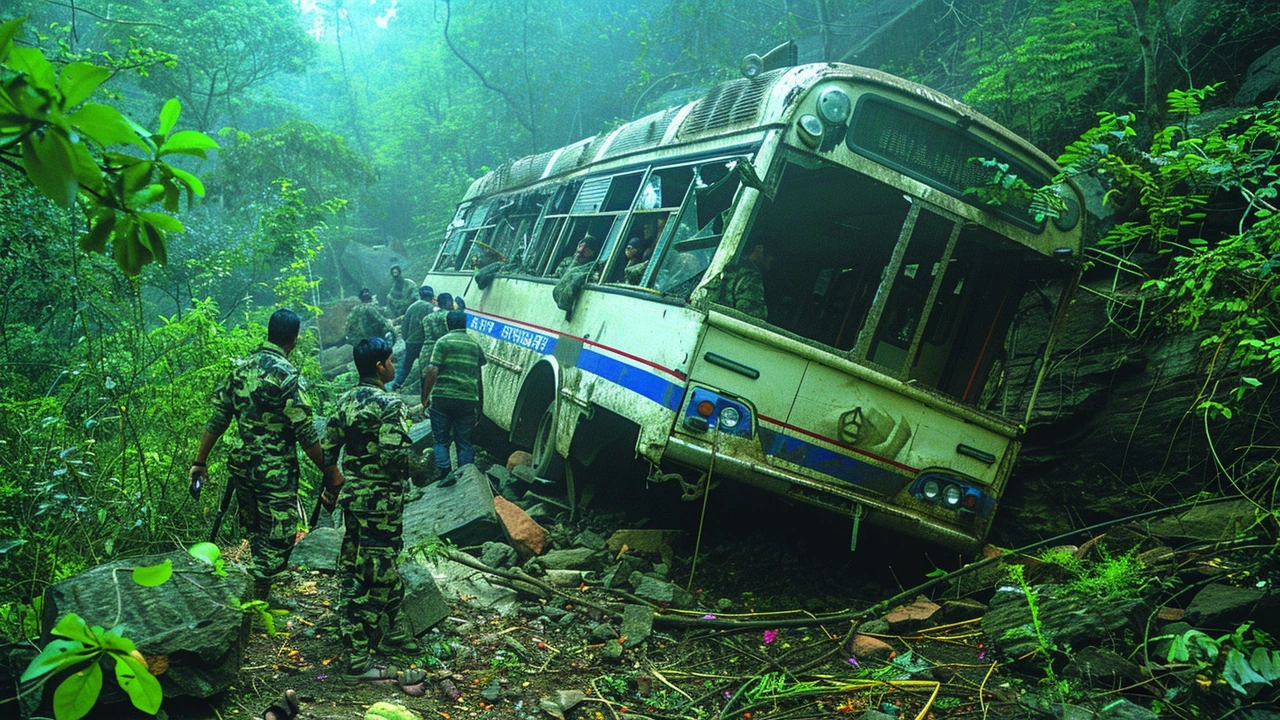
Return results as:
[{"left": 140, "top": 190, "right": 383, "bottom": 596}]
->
[
  {"left": 943, "top": 485, "right": 963, "bottom": 506},
  {"left": 681, "top": 387, "right": 754, "bottom": 438},
  {"left": 922, "top": 479, "right": 940, "bottom": 500},
  {"left": 817, "top": 87, "right": 852, "bottom": 125},
  {"left": 798, "top": 114, "right": 824, "bottom": 148},
  {"left": 720, "top": 406, "right": 741, "bottom": 429}
]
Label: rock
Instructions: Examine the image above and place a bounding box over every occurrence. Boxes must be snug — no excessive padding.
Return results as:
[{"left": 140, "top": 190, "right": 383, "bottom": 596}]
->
[
  {"left": 1145, "top": 499, "right": 1258, "bottom": 542},
  {"left": 621, "top": 604, "right": 654, "bottom": 648},
  {"left": 403, "top": 464, "right": 501, "bottom": 549},
  {"left": 429, "top": 558, "right": 518, "bottom": 615},
  {"left": 607, "top": 529, "right": 683, "bottom": 554},
  {"left": 316, "top": 297, "right": 360, "bottom": 349},
  {"left": 883, "top": 597, "right": 941, "bottom": 631},
  {"left": 858, "top": 618, "right": 890, "bottom": 635},
  {"left": 1137, "top": 545, "right": 1176, "bottom": 572},
  {"left": 1156, "top": 606, "right": 1185, "bottom": 622},
  {"left": 630, "top": 572, "right": 694, "bottom": 608},
  {"left": 574, "top": 529, "right": 608, "bottom": 551},
  {"left": 1186, "top": 584, "right": 1271, "bottom": 626},
  {"left": 1062, "top": 646, "right": 1145, "bottom": 685},
  {"left": 982, "top": 584, "right": 1146, "bottom": 658},
  {"left": 486, "top": 464, "right": 515, "bottom": 489},
  {"left": 545, "top": 569, "right": 584, "bottom": 587},
  {"left": 507, "top": 450, "right": 533, "bottom": 471},
  {"left": 855, "top": 711, "right": 897, "bottom": 720},
  {"left": 319, "top": 343, "right": 355, "bottom": 373},
  {"left": 338, "top": 243, "right": 409, "bottom": 306},
  {"left": 481, "top": 678, "right": 502, "bottom": 702},
  {"left": 408, "top": 420, "right": 433, "bottom": 452},
  {"left": 512, "top": 463, "right": 537, "bottom": 483},
  {"left": 538, "top": 548, "right": 605, "bottom": 571},
  {"left": 41, "top": 550, "right": 250, "bottom": 699},
  {"left": 600, "top": 642, "right": 623, "bottom": 660},
  {"left": 590, "top": 623, "right": 618, "bottom": 641},
  {"left": 524, "top": 503, "right": 553, "bottom": 521},
  {"left": 1236, "top": 45, "right": 1280, "bottom": 106},
  {"left": 494, "top": 496, "right": 548, "bottom": 557},
  {"left": 649, "top": 563, "right": 670, "bottom": 581},
  {"left": 539, "top": 689, "right": 586, "bottom": 720},
  {"left": 940, "top": 599, "right": 987, "bottom": 622},
  {"left": 480, "top": 542, "right": 518, "bottom": 569},
  {"left": 290, "top": 526, "right": 343, "bottom": 571},
  {"left": 397, "top": 562, "right": 450, "bottom": 636},
  {"left": 849, "top": 633, "right": 894, "bottom": 662}
]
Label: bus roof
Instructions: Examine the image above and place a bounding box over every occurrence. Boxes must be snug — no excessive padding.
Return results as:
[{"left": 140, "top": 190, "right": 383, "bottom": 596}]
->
[{"left": 462, "top": 63, "right": 1065, "bottom": 203}]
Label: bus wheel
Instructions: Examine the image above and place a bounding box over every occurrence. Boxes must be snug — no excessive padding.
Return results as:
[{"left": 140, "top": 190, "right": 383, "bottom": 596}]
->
[{"left": 531, "top": 404, "right": 564, "bottom": 481}]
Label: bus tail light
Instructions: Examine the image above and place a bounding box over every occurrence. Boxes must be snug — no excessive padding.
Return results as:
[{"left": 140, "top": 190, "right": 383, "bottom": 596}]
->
[
  {"left": 910, "top": 472, "right": 992, "bottom": 517},
  {"left": 681, "top": 388, "right": 754, "bottom": 438}
]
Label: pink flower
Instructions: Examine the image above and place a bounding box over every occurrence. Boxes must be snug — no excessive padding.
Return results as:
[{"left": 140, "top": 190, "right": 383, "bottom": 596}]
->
[
  {"left": 702, "top": 614, "right": 717, "bottom": 620},
  {"left": 763, "top": 629, "right": 779, "bottom": 644},
  {"left": 846, "top": 656, "right": 859, "bottom": 667}
]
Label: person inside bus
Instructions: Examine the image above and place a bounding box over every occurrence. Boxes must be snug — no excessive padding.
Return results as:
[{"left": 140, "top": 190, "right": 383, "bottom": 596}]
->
[
  {"left": 622, "top": 237, "right": 649, "bottom": 284},
  {"left": 553, "top": 234, "right": 601, "bottom": 278},
  {"left": 707, "top": 242, "right": 770, "bottom": 321}
]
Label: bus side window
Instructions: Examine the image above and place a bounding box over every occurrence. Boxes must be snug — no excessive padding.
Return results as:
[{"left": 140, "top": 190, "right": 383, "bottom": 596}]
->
[
  {"left": 605, "top": 165, "right": 691, "bottom": 284},
  {"left": 522, "top": 182, "right": 580, "bottom": 275},
  {"left": 651, "top": 162, "right": 738, "bottom": 295}
]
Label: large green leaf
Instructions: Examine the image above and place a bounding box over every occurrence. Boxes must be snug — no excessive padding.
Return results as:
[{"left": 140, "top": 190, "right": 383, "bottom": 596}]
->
[
  {"left": 7, "top": 46, "right": 56, "bottom": 91},
  {"left": 20, "top": 639, "right": 97, "bottom": 682},
  {"left": 0, "top": 16, "right": 26, "bottom": 64},
  {"left": 51, "top": 613, "right": 98, "bottom": 646},
  {"left": 22, "top": 131, "right": 78, "bottom": 208},
  {"left": 131, "top": 559, "right": 172, "bottom": 588},
  {"left": 141, "top": 219, "right": 168, "bottom": 266},
  {"left": 52, "top": 662, "right": 103, "bottom": 720},
  {"left": 158, "top": 98, "right": 181, "bottom": 135},
  {"left": 79, "top": 213, "right": 116, "bottom": 254},
  {"left": 68, "top": 103, "right": 145, "bottom": 149},
  {"left": 58, "top": 62, "right": 111, "bottom": 108},
  {"left": 158, "top": 130, "right": 219, "bottom": 158},
  {"left": 1224, "top": 647, "right": 1269, "bottom": 695},
  {"left": 138, "top": 211, "right": 184, "bottom": 234},
  {"left": 68, "top": 137, "right": 104, "bottom": 193},
  {"left": 167, "top": 165, "right": 206, "bottom": 198},
  {"left": 114, "top": 652, "right": 162, "bottom": 714}
]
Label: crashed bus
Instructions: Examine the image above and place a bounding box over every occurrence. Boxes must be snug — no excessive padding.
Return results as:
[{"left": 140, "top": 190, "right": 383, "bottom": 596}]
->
[{"left": 421, "top": 63, "right": 1083, "bottom": 552}]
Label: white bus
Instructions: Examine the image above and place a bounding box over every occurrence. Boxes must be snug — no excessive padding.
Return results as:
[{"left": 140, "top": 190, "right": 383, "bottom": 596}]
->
[{"left": 422, "top": 63, "right": 1083, "bottom": 551}]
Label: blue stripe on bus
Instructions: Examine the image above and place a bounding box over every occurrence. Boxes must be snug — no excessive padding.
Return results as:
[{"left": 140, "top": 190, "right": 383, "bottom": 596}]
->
[
  {"left": 467, "top": 312, "right": 684, "bottom": 411},
  {"left": 756, "top": 426, "right": 909, "bottom": 495},
  {"left": 577, "top": 349, "right": 685, "bottom": 411}
]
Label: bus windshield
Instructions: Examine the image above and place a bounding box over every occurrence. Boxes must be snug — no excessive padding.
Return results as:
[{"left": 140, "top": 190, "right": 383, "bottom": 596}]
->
[{"left": 733, "top": 152, "right": 1069, "bottom": 407}]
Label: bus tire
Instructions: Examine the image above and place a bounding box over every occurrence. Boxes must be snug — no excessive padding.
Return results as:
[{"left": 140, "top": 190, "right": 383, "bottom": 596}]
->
[{"left": 531, "top": 403, "right": 564, "bottom": 480}]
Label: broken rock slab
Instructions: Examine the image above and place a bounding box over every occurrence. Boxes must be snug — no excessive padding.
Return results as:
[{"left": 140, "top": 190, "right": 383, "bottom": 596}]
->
[
  {"left": 494, "top": 496, "right": 548, "bottom": 557},
  {"left": 403, "top": 464, "right": 501, "bottom": 549},
  {"left": 883, "top": 596, "right": 941, "bottom": 631},
  {"left": 621, "top": 604, "right": 653, "bottom": 648},
  {"left": 42, "top": 550, "right": 251, "bottom": 699},
  {"left": 507, "top": 450, "right": 533, "bottom": 472},
  {"left": 607, "top": 529, "right": 683, "bottom": 554},
  {"left": 398, "top": 562, "right": 451, "bottom": 636},
  {"left": 630, "top": 572, "right": 694, "bottom": 608},
  {"left": 290, "top": 526, "right": 343, "bottom": 571},
  {"left": 1144, "top": 499, "right": 1257, "bottom": 542},
  {"left": 480, "top": 541, "right": 518, "bottom": 569},
  {"left": 537, "top": 548, "right": 606, "bottom": 571},
  {"left": 428, "top": 557, "right": 519, "bottom": 616},
  {"left": 1186, "top": 583, "right": 1273, "bottom": 626},
  {"left": 849, "top": 633, "right": 894, "bottom": 662}
]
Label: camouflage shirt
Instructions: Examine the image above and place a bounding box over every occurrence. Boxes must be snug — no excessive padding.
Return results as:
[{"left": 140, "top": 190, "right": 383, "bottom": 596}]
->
[
  {"left": 344, "top": 302, "right": 396, "bottom": 345},
  {"left": 554, "top": 254, "right": 591, "bottom": 278},
  {"left": 419, "top": 310, "right": 450, "bottom": 369},
  {"left": 428, "top": 329, "right": 487, "bottom": 402},
  {"left": 386, "top": 278, "right": 415, "bottom": 316},
  {"left": 710, "top": 259, "right": 768, "bottom": 320},
  {"left": 206, "top": 342, "right": 319, "bottom": 465},
  {"left": 402, "top": 300, "right": 435, "bottom": 344},
  {"left": 321, "top": 380, "right": 428, "bottom": 516}
]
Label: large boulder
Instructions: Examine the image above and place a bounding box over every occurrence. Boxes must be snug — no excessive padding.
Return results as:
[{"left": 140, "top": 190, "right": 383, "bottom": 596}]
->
[
  {"left": 403, "top": 464, "right": 501, "bottom": 549},
  {"left": 398, "top": 562, "right": 451, "bottom": 636},
  {"left": 339, "top": 244, "right": 409, "bottom": 304},
  {"left": 41, "top": 550, "right": 251, "bottom": 699},
  {"left": 1235, "top": 45, "right": 1280, "bottom": 106},
  {"left": 290, "top": 527, "right": 343, "bottom": 571},
  {"left": 315, "top": 297, "right": 361, "bottom": 349}
]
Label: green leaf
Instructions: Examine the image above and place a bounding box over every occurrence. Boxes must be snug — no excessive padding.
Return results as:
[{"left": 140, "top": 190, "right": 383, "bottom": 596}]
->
[
  {"left": 7, "top": 46, "right": 57, "bottom": 91},
  {"left": 98, "top": 630, "right": 136, "bottom": 655},
  {"left": 68, "top": 103, "right": 145, "bottom": 149},
  {"left": 22, "top": 131, "right": 78, "bottom": 208},
  {"left": 20, "top": 639, "right": 97, "bottom": 682},
  {"left": 0, "top": 16, "right": 26, "bottom": 64},
  {"left": 67, "top": 136, "right": 104, "bottom": 193},
  {"left": 158, "top": 98, "right": 181, "bottom": 135},
  {"left": 1251, "top": 647, "right": 1280, "bottom": 682},
  {"left": 138, "top": 211, "right": 184, "bottom": 234},
  {"left": 79, "top": 213, "right": 116, "bottom": 254},
  {"left": 53, "top": 661, "right": 103, "bottom": 720},
  {"left": 158, "top": 130, "right": 219, "bottom": 158},
  {"left": 188, "top": 542, "right": 222, "bottom": 567},
  {"left": 115, "top": 652, "right": 162, "bottom": 714},
  {"left": 51, "top": 613, "right": 98, "bottom": 646},
  {"left": 1224, "top": 647, "right": 1268, "bottom": 694},
  {"left": 131, "top": 559, "right": 172, "bottom": 587},
  {"left": 142, "top": 219, "right": 168, "bottom": 266},
  {"left": 167, "top": 165, "right": 206, "bottom": 198},
  {"left": 58, "top": 62, "right": 111, "bottom": 108}
]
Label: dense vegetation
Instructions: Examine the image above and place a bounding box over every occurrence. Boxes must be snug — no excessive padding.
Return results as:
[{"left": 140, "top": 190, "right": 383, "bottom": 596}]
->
[{"left": 1, "top": 1, "right": 1279, "bottom": 716}]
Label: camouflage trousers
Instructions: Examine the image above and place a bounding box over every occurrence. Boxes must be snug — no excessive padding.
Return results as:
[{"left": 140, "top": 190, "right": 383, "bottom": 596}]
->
[
  {"left": 231, "top": 456, "right": 300, "bottom": 585},
  {"left": 337, "top": 509, "right": 404, "bottom": 657}
]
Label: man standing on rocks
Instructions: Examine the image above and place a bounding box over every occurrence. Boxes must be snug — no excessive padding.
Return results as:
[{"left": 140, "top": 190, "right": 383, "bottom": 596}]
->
[
  {"left": 344, "top": 288, "right": 397, "bottom": 346},
  {"left": 389, "top": 285, "right": 435, "bottom": 391},
  {"left": 190, "top": 309, "right": 343, "bottom": 605},
  {"left": 322, "top": 337, "right": 430, "bottom": 681},
  {"left": 385, "top": 265, "right": 415, "bottom": 319},
  {"left": 419, "top": 292, "right": 454, "bottom": 371},
  {"left": 421, "top": 310, "right": 486, "bottom": 482}
]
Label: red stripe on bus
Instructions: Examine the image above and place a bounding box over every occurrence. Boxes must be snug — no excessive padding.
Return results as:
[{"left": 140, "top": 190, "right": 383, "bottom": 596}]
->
[
  {"left": 469, "top": 308, "right": 689, "bottom": 381},
  {"left": 757, "top": 414, "right": 921, "bottom": 474}
]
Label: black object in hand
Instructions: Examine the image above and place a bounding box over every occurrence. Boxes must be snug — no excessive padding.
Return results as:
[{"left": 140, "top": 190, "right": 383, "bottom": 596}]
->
[{"left": 189, "top": 474, "right": 204, "bottom": 501}]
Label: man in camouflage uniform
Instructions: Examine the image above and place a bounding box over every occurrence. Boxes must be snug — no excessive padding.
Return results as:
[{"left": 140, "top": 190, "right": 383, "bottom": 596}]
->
[
  {"left": 322, "top": 337, "right": 430, "bottom": 680},
  {"left": 419, "top": 292, "right": 454, "bottom": 371},
  {"left": 708, "top": 242, "right": 770, "bottom": 320},
  {"left": 190, "top": 309, "right": 342, "bottom": 604},
  {"left": 385, "top": 265, "right": 415, "bottom": 318},
  {"left": 389, "top": 285, "right": 436, "bottom": 391},
  {"left": 343, "top": 288, "right": 397, "bottom": 346},
  {"left": 421, "top": 310, "right": 487, "bottom": 481},
  {"left": 553, "top": 235, "right": 601, "bottom": 277}
]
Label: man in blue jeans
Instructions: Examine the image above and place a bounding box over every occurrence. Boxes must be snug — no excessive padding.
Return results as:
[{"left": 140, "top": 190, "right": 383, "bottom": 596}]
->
[{"left": 420, "top": 310, "right": 486, "bottom": 483}]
